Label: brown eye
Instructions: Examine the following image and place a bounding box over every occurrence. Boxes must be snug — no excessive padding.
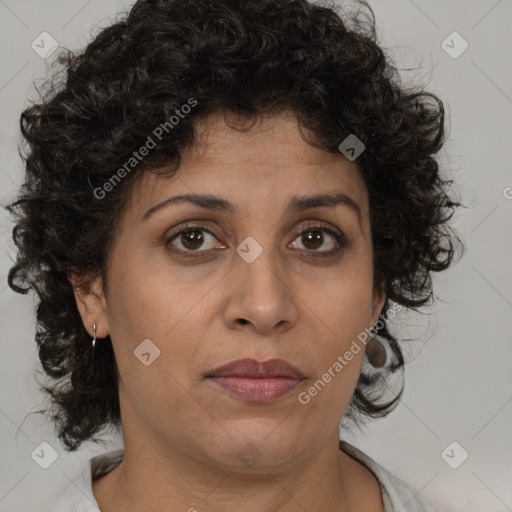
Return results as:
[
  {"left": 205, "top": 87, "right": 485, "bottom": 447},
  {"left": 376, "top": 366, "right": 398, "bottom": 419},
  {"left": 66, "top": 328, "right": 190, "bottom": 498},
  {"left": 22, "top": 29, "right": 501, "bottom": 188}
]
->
[
  {"left": 178, "top": 229, "right": 206, "bottom": 250},
  {"left": 300, "top": 230, "right": 324, "bottom": 250},
  {"left": 165, "top": 222, "right": 346, "bottom": 260},
  {"left": 166, "top": 226, "right": 221, "bottom": 255},
  {"left": 291, "top": 228, "right": 339, "bottom": 252}
]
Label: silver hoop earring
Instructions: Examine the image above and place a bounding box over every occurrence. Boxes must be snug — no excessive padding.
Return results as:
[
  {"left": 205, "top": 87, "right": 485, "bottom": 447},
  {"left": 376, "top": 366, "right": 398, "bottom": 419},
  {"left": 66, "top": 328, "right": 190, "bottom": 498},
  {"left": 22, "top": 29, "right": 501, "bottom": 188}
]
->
[{"left": 92, "top": 323, "right": 97, "bottom": 348}]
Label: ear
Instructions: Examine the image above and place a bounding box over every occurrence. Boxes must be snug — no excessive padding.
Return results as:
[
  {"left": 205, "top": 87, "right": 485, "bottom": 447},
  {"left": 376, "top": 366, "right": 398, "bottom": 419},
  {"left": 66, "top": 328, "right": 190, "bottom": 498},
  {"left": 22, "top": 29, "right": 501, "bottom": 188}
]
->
[
  {"left": 69, "top": 272, "right": 109, "bottom": 339},
  {"left": 369, "top": 281, "right": 386, "bottom": 328}
]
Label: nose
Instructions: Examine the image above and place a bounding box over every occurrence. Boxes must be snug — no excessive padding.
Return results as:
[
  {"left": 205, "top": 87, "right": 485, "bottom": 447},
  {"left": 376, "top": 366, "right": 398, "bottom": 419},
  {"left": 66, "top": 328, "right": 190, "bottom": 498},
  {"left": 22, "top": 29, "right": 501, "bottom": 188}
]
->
[{"left": 222, "top": 247, "right": 299, "bottom": 336}]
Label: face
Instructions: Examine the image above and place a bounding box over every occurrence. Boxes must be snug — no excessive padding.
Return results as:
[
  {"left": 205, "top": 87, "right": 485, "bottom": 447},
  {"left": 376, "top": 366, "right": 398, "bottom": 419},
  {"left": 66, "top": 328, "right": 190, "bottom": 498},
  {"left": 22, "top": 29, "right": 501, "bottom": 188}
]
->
[{"left": 75, "top": 112, "right": 385, "bottom": 471}]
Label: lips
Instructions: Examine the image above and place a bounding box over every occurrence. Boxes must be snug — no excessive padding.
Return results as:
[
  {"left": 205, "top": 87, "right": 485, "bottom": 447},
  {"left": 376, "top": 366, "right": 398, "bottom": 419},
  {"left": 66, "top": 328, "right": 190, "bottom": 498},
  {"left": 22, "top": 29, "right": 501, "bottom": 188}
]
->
[
  {"left": 206, "top": 358, "right": 306, "bottom": 403},
  {"left": 207, "top": 358, "right": 306, "bottom": 379}
]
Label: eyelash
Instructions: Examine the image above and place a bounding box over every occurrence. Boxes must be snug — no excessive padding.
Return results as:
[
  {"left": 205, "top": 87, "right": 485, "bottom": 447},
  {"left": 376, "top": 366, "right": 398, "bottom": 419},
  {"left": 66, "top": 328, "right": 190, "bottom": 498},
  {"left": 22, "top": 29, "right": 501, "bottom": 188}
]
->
[{"left": 164, "top": 221, "right": 347, "bottom": 260}]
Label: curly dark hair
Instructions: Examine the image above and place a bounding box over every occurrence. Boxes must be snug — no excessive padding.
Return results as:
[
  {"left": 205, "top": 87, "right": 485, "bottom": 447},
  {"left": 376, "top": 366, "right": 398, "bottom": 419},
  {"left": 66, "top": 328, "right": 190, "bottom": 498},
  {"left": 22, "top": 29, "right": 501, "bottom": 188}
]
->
[{"left": 7, "top": 0, "right": 463, "bottom": 451}]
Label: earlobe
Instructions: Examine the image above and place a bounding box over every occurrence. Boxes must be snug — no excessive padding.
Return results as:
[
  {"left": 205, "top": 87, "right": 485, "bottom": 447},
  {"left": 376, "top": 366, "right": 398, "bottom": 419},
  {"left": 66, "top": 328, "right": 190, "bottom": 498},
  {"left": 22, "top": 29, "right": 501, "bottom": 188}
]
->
[{"left": 69, "top": 273, "right": 109, "bottom": 339}]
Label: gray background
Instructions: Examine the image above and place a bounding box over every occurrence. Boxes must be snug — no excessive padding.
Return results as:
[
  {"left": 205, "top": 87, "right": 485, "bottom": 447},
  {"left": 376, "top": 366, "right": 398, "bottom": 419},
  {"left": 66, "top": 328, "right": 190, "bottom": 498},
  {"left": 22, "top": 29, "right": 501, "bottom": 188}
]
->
[{"left": 1, "top": 1, "right": 511, "bottom": 511}]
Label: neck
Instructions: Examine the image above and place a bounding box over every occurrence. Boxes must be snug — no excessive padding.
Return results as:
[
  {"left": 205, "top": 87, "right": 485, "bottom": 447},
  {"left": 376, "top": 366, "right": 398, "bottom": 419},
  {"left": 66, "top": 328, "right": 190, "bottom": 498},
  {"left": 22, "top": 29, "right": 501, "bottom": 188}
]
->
[{"left": 92, "top": 430, "right": 384, "bottom": 512}]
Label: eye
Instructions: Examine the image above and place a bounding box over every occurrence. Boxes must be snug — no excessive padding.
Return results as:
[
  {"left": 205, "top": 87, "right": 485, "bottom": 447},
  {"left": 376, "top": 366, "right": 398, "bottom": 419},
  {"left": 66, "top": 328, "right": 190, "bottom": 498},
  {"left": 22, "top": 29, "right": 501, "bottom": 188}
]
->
[
  {"left": 289, "top": 222, "right": 346, "bottom": 257},
  {"left": 165, "top": 223, "right": 223, "bottom": 257},
  {"left": 165, "top": 221, "right": 347, "bottom": 259}
]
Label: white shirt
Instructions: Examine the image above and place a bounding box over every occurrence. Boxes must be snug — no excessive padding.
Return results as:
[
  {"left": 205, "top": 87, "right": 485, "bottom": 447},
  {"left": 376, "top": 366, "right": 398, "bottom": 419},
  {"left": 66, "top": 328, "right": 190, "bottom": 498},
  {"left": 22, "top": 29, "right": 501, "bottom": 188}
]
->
[{"left": 46, "top": 441, "right": 438, "bottom": 511}]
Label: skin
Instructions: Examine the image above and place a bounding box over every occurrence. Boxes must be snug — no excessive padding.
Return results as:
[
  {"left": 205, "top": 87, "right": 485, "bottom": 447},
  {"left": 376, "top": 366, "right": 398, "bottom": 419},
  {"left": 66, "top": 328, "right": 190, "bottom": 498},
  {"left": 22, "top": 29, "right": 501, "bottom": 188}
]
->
[{"left": 73, "top": 112, "right": 386, "bottom": 512}]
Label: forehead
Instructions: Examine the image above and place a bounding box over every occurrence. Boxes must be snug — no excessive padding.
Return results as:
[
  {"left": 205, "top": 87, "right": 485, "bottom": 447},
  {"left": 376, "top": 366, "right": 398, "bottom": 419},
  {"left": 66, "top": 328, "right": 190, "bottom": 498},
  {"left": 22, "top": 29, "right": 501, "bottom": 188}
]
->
[
  {"left": 187, "top": 112, "right": 363, "bottom": 180},
  {"left": 125, "top": 112, "right": 370, "bottom": 223}
]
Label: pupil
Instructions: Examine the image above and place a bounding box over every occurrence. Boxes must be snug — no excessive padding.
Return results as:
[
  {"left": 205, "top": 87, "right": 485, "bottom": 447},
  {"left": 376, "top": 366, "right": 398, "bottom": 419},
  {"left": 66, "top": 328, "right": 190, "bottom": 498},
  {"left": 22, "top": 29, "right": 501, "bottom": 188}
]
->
[
  {"left": 182, "top": 230, "right": 204, "bottom": 250},
  {"left": 303, "top": 230, "right": 322, "bottom": 249}
]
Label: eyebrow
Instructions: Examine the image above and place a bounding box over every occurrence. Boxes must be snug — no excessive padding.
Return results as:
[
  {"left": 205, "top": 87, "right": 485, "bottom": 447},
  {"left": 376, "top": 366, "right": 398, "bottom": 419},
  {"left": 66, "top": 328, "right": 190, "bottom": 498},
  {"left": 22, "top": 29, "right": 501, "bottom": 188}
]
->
[{"left": 142, "top": 191, "right": 362, "bottom": 225}]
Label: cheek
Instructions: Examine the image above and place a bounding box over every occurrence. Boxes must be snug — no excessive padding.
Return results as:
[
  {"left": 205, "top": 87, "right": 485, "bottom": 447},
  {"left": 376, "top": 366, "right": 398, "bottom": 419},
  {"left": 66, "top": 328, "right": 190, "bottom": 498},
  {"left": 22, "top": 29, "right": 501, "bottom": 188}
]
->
[
  {"left": 301, "top": 271, "right": 374, "bottom": 407},
  {"left": 106, "top": 248, "right": 211, "bottom": 340},
  {"left": 104, "top": 262, "right": 205, "bottom": 427},
  {"left": 300, "top": 335, "right": 365, "bottom": 419},
  {"left": 313, "top": 270, "right": 375, "bottom": 344},
  {"left": 104, "top": 252, "right": 216, "bottom": 392}
]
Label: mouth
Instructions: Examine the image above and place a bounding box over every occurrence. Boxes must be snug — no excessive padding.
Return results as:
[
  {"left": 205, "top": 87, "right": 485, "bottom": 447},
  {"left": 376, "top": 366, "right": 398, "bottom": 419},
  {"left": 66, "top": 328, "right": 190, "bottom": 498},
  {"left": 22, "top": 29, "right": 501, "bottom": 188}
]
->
[{"left": 205, "top": 358, "right": 306, "bottom": 403}]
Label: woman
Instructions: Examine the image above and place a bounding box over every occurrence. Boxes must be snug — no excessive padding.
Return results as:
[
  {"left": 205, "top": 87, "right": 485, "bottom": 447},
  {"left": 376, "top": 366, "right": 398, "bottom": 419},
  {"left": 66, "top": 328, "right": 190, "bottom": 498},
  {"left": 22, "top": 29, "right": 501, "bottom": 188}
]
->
[{"left": 7, "top": 0, "right": 462, "bottom": 510}]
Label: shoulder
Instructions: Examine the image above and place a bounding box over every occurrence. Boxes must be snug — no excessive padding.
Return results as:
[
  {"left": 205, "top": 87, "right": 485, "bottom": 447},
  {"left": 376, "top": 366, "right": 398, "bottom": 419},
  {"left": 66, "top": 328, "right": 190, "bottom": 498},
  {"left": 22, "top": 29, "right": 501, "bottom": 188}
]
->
[
  {"left": 339, "top": 441, "right": 439, "bottom": 512},
  {"left": 46, "top": 449, "right": 124, "bottom": 512}
]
